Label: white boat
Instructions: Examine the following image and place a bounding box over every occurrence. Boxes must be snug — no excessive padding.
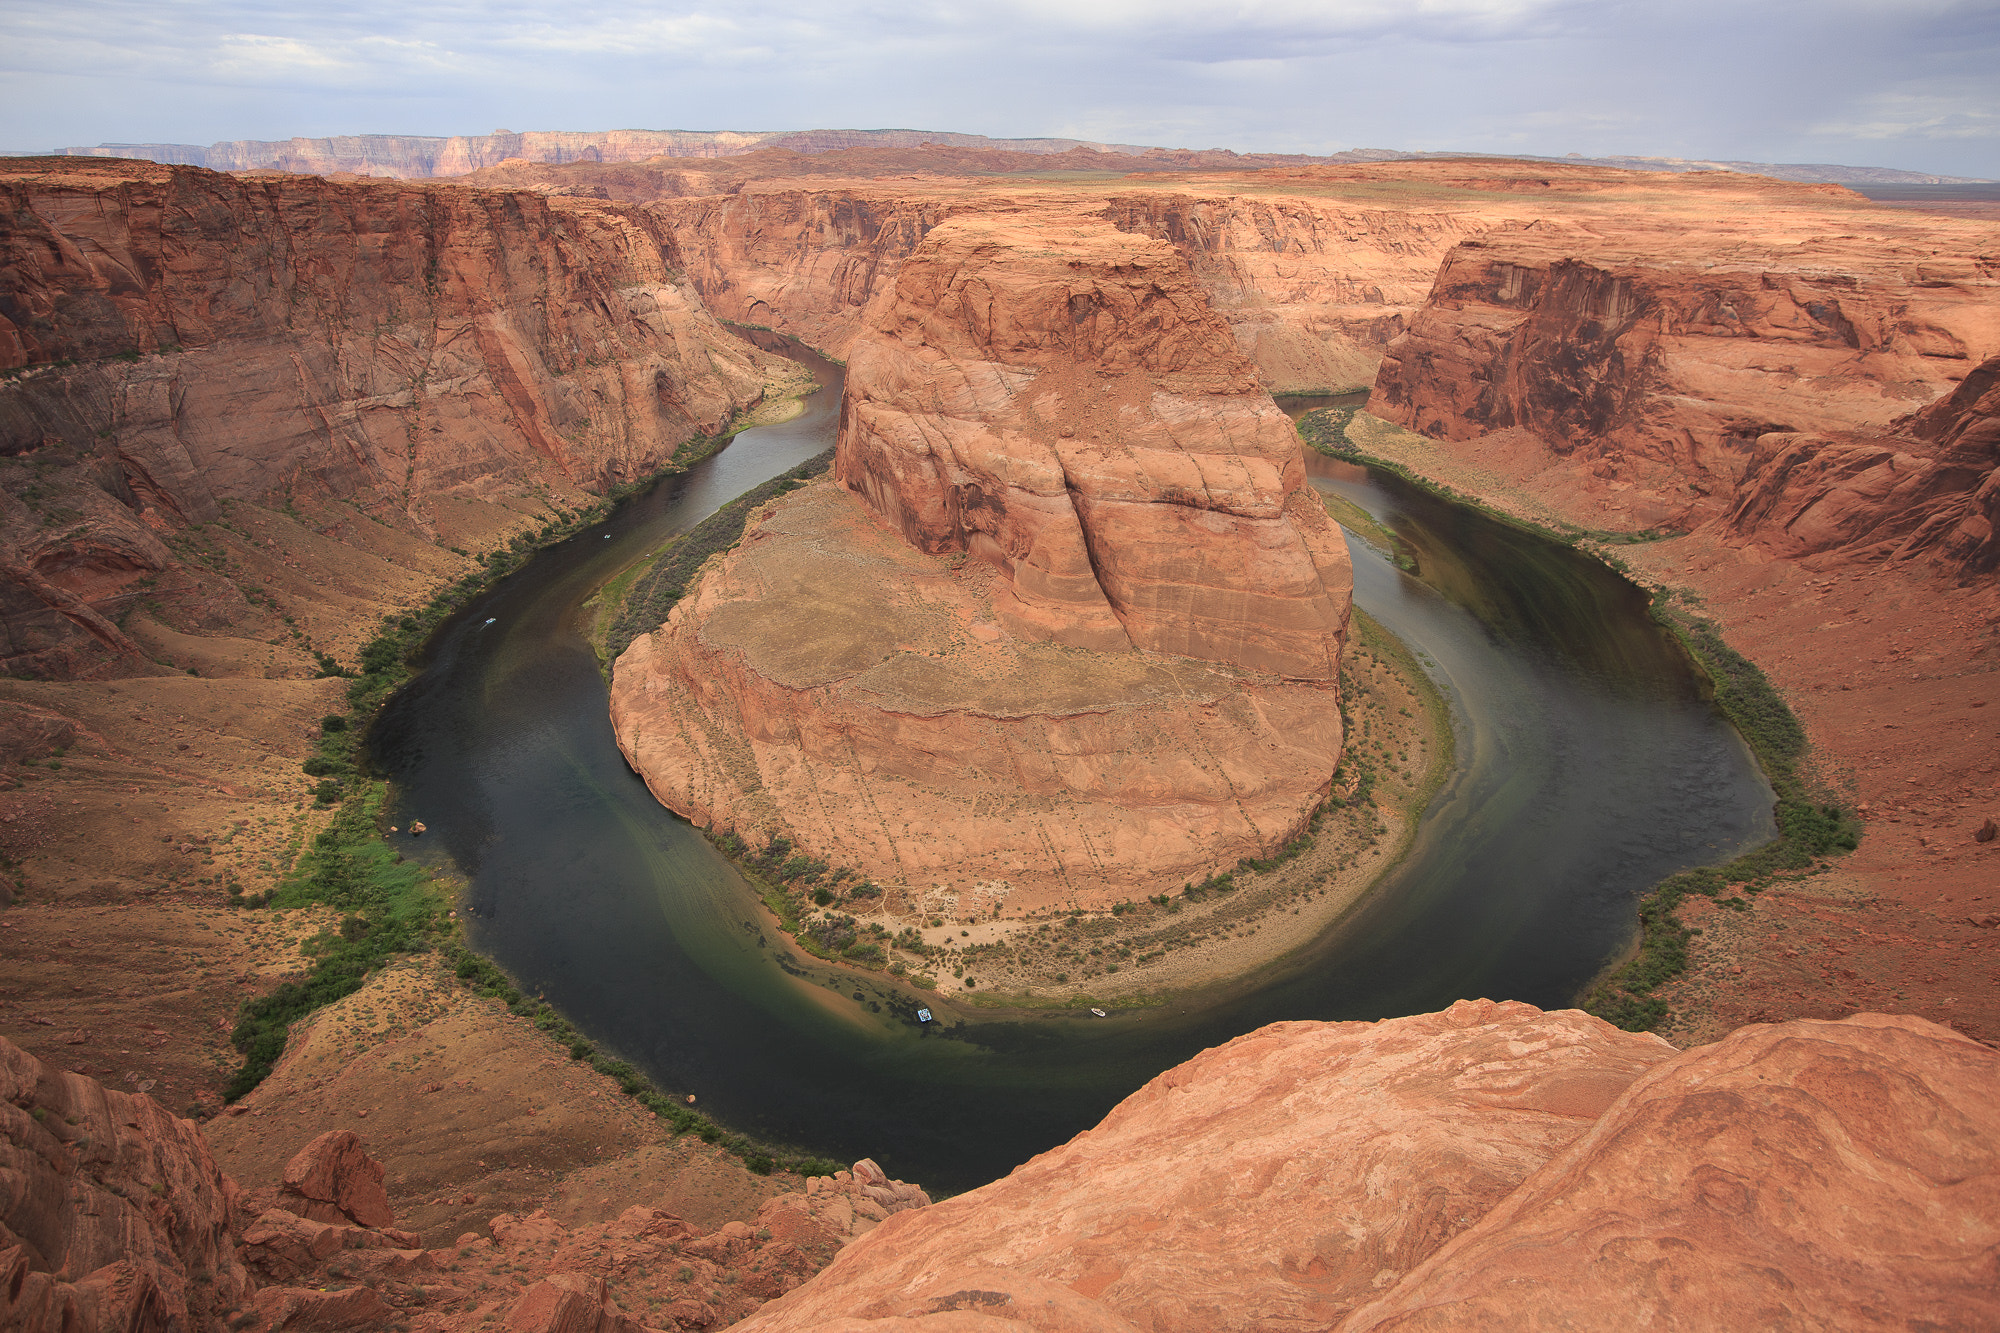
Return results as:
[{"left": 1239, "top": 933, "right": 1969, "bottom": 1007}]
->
[
  {"left": 1090, "top": 1007, "right": 1107, "bottom": 1018},
  {"left": 916, "top": 1008, "right": 933, "bottom": 1023}
]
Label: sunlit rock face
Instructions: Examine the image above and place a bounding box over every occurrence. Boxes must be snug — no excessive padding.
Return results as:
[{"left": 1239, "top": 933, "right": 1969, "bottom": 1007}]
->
[{"left": 611, "top": 216, "right": 1351, "bottom": 910}]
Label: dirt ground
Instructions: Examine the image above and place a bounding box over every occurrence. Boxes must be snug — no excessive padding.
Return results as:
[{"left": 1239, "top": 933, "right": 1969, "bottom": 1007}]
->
[
  {"left": 202, "top": 953, "right": 795, "bottom": 1245},
  {"left": 1339, "top": 412, "right": 2000, "bottom": 1048},
  {"left": 0, "top": 474, "right": 805, "bottom": 1234}
]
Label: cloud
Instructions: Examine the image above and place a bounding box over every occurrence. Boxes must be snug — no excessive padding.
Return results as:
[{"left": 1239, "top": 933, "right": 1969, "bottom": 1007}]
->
[{"left": 0, "top": 0, "right": 1995, "bottom": 176}]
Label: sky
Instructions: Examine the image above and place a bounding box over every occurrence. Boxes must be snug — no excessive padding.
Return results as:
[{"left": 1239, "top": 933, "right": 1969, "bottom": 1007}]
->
[{"left": 3, "top": 0, "right": 1996, "bottom": 178}]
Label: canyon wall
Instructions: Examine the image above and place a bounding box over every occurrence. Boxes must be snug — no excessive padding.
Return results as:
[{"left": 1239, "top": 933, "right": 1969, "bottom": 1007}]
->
[
  {"left": 656, "top": 185, "right": 1474, "bottom": 392},
  {"left": 0, "top": 156, "right": 781, "bottom": 676},
  {"left": 1723, "top": 352, "right": 1999, "bottom": 579},
  {"left": 611, "top": 216, "right": 1351, "bottom": 909},
  {"left": 1372, "top": 217, "right": 2000, "bottom": 529},
  {"left": 741, "top": 1002, "right": 2000, "bottom": 1333}
]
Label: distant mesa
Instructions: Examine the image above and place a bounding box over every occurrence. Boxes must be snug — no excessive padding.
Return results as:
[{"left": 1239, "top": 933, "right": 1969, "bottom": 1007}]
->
[{"left": 1, "top": 126, "right": 1986, "bottom": 185}]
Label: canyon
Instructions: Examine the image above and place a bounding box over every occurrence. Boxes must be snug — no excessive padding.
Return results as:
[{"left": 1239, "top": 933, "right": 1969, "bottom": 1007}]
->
[{"left": 0, "top": 142, "right": 1995, "bottom": 1330}]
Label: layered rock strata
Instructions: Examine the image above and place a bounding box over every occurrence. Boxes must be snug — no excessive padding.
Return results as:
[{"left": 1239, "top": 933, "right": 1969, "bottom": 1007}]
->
[
  {"left": 1724, "top": 352, "right": 2000, "bottom": 579},
  {"left": 740, "top": 1002, "right": 2000, "bottom": 1333},
  {"left": 0, "top": 156, "right": 781, "bottom": 676},
  {"left": 655, "top": 186, "right": 1474, "bottom": 392},
  {"left": 1372, "top": 215, "right": 2000, "bottom": 528},
  {"left": 612, "top": 216, "right": 1351, "bottom": 907}
]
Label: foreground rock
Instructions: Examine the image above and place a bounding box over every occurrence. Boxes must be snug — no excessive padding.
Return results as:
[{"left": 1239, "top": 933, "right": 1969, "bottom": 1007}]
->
[
  {"left": 739, "top": 1003, "right": 2000, "bottom": 1333},
  {"left": 612, "top": 216, "right": 1351, "bottom": 908},
  {"left": 0, "top": 1032, "right": 921, "bottom": 1331}
]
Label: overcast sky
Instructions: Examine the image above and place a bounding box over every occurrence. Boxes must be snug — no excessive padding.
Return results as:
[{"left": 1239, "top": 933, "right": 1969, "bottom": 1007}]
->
[{"left": 3, "top": 0, "right": 1995, "bottom": 177}]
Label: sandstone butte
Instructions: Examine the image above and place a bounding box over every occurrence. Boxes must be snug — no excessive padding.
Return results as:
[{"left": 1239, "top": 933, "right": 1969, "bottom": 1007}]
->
[{"left": 610, "top": 216, "right": 1353, "bottom": 909}]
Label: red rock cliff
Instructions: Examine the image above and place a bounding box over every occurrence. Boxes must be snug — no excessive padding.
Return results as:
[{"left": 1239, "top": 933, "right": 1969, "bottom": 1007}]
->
[
  {"left": 1372, "top": 216, "right": 2000, "bottom": 526},
  {"left": 0, "top": 156, "right": 781, "bottom": 677},
  {"left": 838, "top": 215, "right": 1351, "bottom": 677},
  {"left": 738, "top": 1002, "right": 2000, "bottom": 1333}
]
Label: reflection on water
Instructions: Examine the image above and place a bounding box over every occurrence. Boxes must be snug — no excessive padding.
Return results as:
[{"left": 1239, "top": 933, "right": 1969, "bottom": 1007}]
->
[{"left": 370, "top": 353, "right": 1773, "bottom": 1194}]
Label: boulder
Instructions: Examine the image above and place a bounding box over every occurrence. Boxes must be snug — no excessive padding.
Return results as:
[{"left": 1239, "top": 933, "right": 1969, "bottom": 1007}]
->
[{"left": 281, "top": 1129, "right": 395, "bottom": 1228}]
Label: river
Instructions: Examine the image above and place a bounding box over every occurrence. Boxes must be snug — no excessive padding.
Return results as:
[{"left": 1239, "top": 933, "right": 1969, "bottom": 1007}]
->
[{"left": 370, "top": 359, "right": 1773, "bottom": 1195}]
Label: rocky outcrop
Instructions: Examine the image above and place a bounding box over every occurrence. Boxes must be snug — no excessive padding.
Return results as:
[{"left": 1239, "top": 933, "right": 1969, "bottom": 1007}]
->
[
  {"left": 1371, "top": 217, "right": 2000, "bottom": 526},
  {"left": 0, "top": 156, "right": 781, "bottom": 676},
  {"left": 611, "top": 217, "right": 1351, "bottom": 908},
  {"left": 838, "top": 216, "right": 1351, "bottom": 675},
  {"left": 1, "top": 1033, "right": 253, "bottom": 1331},
  {"left": 1102, "top": 192, "right": 1475, "bottom": 392},
  {"left": 1723, "top": 353, "right": 2000, "bottom": 579},
  {"left": 2, "top": 1032, "right": 913, "bottom": 1331},
  {"left": 739, "top": 1003, "right": 2000, "bottom": 1333}
]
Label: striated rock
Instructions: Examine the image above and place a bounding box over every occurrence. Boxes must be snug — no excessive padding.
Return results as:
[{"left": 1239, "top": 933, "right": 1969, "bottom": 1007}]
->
[
  {"left": 0, "top": 155, "right": 783, "bottom": 677},
  {"left": 740, "top": 1006, "right": 2000, "bottom": 1333},
  {"left": 736, "top": 1001, "right": 1675, "bottom": 1333},
  {"left": 1339, "top": 1014, "right": 2000, "bottom": 1331},
  {"left": 1372, "top": 217, "right": 1999, "bottom": 527},
  {"left": 658, "top": 186, "right": 1472, "bottom": 393},
  {"left": 612, "top": 217, "right": 1351, "bottom": 905},
  {"left": 838, "top": 215, "right": 1350, "bottom": 674},
  {"left": 281, "top": 1129, "right": 395, "bottom": 1228},
  {"left": 0, "top": 1034, "right": 252, "bottom": 1331},
  {"left": 1724, "top": 353, "right": 2000, "bottom": 579}
]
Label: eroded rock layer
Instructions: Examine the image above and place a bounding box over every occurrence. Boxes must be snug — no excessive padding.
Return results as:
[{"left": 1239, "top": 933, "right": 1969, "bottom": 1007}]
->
[
  {"left": 739, "top": 1003, "right": 2000, "bottom": 1333},
  {"left": 0, "top": 156, "right": 782, "bottom": 677},
  {"left": 612, "top": 217, "right": 1351, "bottom": 907},
  {"left": 1372, "top": 216, "right": 2000, "bottom": 529}
]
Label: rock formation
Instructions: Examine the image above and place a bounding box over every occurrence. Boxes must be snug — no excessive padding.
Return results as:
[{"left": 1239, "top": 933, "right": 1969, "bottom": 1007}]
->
[
  {"left": 656, "top": 186, "right": 1473, "bottom": 392},
  {"left": 738, "top": 1002, "right": 2000, "bottom": 1333},
  {"left": 0, "top": 156, "right": 783, "bottom": 677},
  {"left": 0, "top": 1032, "right": 924, "bottom": 1332},
  {"left": 1724, "top": 352, "right": 1999, "bottom": 579},
  {"left": 611, "top": 216, "right": 1351, "bottom": 907},
  {"left": 1372, "top": 215, "right": 1999, "bottom": 527}
]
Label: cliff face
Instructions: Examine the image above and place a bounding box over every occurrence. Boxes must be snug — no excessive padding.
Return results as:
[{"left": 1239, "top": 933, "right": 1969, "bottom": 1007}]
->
[
  {"left": 740, "top": 1002, "right": 2000, "bottom": 1333},
  {"left": 656, "top": 186, "right": 1474, "bottom": 393},
  {"left": 1372, "top": 219, "right": 2000, "bottom": 526},
  {"left": 1724, "top": 353, "right": 2000, "bottom": 579},
  {"left": 610, "top": 217, "right": 1351, "bottom": 909},
  {"left": 0, "top": 156, "right": 779, "bottom": 677},
  {"left": 1101, "top": 192, "right": 1476, "bottom": 392},
  {"left": 839, "top": 216, "right": 1351, "bottom": 676}
]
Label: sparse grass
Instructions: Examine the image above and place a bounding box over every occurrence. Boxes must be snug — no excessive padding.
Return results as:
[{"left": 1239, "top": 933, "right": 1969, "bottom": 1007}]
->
[{"left": 598, "top": 448, "right": 834, "bottom": 664}]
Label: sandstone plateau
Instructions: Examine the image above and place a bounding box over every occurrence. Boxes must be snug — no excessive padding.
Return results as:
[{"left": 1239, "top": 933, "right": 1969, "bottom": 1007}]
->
[{"left": 611, "top": 216, "right": 1352, "bottom": 907}]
